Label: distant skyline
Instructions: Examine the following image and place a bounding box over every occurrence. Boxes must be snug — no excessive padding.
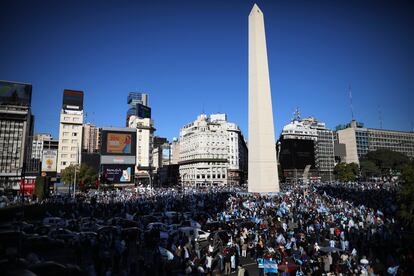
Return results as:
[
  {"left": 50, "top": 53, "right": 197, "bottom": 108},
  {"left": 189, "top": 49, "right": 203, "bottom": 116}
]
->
[{"left": 1, "top": 0, "right": 413, "bottom": 140}]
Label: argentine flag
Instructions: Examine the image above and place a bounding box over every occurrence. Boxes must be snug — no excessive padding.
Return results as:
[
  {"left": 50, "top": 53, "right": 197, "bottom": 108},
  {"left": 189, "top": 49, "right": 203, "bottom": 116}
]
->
[{"left": 264, "top": 259, "right": 278, "bottom": 273}]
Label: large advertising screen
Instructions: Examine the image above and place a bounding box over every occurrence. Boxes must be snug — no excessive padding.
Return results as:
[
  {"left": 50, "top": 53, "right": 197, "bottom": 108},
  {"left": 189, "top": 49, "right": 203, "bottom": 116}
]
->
[
  {"left": 101, "top": 130, "right": 136, "bottom": 156},
  {"left": 0, "top": 81, "right": 32, "bottom": 106},
  {"left": 102, "top": 165, "right": 134, "bottom": 184},
  {"left": 63, "top": 89, "right": 83, "bottom": 110},
  {"left": 279, "top": 139, "right": 315, "bottom": 170},
  {"left": 41, "top": 150, "right": 57, "bottom": 172},
  {"left": 137, "top": 103, "right": 151, "bottom": 119}
]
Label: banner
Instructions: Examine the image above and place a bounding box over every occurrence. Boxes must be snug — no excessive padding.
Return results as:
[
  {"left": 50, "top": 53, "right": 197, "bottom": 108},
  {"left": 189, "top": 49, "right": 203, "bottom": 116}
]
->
[
  {"left": 42, "top": 150, "right": 57, "bottom": 172},
  {"left": 102, "top": 165, "right": 134, "bottom": 184}
]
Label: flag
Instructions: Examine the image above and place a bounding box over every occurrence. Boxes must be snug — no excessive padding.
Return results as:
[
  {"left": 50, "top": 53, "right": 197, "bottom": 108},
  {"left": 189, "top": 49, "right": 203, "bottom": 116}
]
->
[{"left": 264, "top": 259, "right": 278, "bottom": 273}]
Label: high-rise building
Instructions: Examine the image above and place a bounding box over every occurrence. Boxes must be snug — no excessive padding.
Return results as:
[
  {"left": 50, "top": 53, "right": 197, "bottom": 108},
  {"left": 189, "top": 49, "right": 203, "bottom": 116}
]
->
[
  {"left": 126, "top": 92, "right": 149, "bottom": 125},
  {"left": 82, "top": 123, "right": 100, "bottom": 153},
  {"left": 31, "top": 133, "right": 52, "bottom": 159},
  {"left": 336, "top": 120, "right": 414, "bottom": 164},
  {"left": 248, "top": 4, "right": 279, "bottom": 193},
  {"left": 0, "top": 80, "right": 34, "bottom": 190},
  {"left": 170, "top": 138, "right": 180, "bottom": 165},
  {"left": 128, "top": 116, "right": 155, "bottom": 185},
  {"left": 178, "top": 114, "right": 248, "bottom": 186},
  {"left": 279, "top": 112, "right": 335, "bottom": 182},
  {"left": 57, "top": 90, "right": 84, "bottom": 173}
]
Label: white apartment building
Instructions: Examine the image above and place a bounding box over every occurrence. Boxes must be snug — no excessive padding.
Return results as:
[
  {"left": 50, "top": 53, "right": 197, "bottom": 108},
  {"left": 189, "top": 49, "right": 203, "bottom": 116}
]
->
[
  {"left": 179, "top": 114, "right": 247, "bottom": 186},
  {"left": 128, "top": 116, "right": 154, "bottom": 183},
  {"left": 57, "top": 109, "right": 83, "bottom": 173}
]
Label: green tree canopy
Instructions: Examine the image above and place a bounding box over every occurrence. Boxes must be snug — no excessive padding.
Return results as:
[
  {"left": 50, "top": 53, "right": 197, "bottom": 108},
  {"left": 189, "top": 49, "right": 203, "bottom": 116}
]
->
[
  {"left": 398, "top": 164, "right": 414, "bottom": 228},
  {"left": 60, "top": 164, "right": 98, "bottom": 188},
  {"left": 365, "top": 149, "right": 410, "bottom": 178},
  {"left": 359, "top": 159, "right": 381, "bottom": 179},
  {"left": 334, "top": 162, "right": 359, "bottom": 182}
]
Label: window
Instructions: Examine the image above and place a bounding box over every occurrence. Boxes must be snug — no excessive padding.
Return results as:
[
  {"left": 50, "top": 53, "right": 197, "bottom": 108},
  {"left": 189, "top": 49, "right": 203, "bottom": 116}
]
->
[
  {"left": 61, "top": 161, "right": 67, "bottom": 165},
  {"left": 72, "top": 133, "right": 77, "bottom": 136},
  {"left": 63, "top": 117, "right": 70, "bottom": 121},
  {"left": 62, "top": 146, "right": 68, "bottom": 151},
  {"left": 62, "top": 139, "right": 69, "bottom": 143},
  {"left": 63, "top": 132, "right": 69, "bottom": 137},
  {"left": 61, "top": 154, "right": 68, "bottom": 158},
  {"left": 70, "top": 154, "right": 76, "bottom": 158},
  {"left": 71, "top": 139, "right": 77, "bottom": 144}
]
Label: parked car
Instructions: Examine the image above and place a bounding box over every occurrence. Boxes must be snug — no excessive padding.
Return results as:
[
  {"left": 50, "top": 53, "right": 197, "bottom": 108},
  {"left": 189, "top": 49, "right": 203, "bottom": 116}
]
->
[
  {"left": 42, "top": 217, "right": 67, "bottom": 228},
  {"left": 178, "top": 227, "right": 210, "bottom": 242}
]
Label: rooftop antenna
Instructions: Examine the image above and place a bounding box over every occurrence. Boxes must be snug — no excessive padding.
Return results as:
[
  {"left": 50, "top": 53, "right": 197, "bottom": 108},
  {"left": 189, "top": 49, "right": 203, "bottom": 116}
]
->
[
  {"left": 378, "top": 105, "right": 383, "bottom": 129},
  {"left": 348, "top": 84, "right": 355, "bottom": 121},
  {"left": 84, "top": 112, "right": 88, "bottom": 124},
  {"left": 293, "top": 107, "right": 301, "bottom": 121}
]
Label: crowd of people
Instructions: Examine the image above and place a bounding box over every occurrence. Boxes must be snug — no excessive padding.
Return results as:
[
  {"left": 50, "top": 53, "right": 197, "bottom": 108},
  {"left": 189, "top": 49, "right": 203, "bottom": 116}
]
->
[{"left": 0, "top": 182, "right": 412, "bottom": 275}]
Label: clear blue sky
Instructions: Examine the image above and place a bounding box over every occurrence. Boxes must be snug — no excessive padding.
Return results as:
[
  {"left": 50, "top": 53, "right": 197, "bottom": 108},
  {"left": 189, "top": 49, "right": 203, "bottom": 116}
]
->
[{"left": 1, "top": 0, "right": 413, "bottom": 141}]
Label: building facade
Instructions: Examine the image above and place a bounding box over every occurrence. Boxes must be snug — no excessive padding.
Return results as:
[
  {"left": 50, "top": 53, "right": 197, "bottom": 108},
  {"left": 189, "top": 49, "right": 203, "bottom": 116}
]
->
[
  {"left": 178, "top": 114, "right": 247, "bottom": 186},
  {"left": 0, "top": 81, "right": 34, "bottom": 190},
  {"left": 126, "top": 92, "right": 149, "bottom": 126},
  {"left": 31, "top": 133, "right": 52, "bottom": 159},
  {"left": 82, "top": 123, "right": 100, "bottom": 153},
  {"left": 57, "top": 90, "right": 84, "bottom": 173},
  {"left": 128, "top": 116, "right": 155, "bottom": 184},
  {"left": 279, "top": 113, "right": 335, "bottom": 182},
  {"left": 336, "top": 120, "right": 414, "bottom": 164}
]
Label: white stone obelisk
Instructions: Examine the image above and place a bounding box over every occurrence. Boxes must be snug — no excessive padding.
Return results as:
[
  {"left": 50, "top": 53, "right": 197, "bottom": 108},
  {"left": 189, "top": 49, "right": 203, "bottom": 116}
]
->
[{"left": 248, "top": 4, "right": 280, "bottom": 193}]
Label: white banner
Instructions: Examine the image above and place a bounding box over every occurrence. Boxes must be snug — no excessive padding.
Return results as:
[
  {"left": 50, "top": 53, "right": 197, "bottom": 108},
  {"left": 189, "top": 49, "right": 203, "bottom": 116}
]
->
[{"left": 42, "top": 149, "right": 57, "bottom": 172}]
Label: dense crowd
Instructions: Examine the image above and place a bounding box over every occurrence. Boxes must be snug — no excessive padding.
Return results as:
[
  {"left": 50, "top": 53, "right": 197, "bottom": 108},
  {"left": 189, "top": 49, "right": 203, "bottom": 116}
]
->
[{"left": 0, "top": 182, "right": 412, "bottom": 275}]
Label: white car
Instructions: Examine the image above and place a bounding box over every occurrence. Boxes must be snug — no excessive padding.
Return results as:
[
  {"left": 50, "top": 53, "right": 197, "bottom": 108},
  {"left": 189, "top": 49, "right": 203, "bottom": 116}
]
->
[{"left": 178, "top": 227, "right": 210, "bottom": 242}]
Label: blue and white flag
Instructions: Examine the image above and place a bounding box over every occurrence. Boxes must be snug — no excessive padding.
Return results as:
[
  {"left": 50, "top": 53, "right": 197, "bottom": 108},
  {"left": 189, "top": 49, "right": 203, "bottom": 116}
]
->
[{"left": 264, "top": 259, "right": 278, "bottom": 273}]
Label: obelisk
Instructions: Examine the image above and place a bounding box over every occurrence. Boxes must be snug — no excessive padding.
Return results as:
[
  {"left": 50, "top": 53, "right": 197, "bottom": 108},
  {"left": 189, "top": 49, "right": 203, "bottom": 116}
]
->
[{"left": 248, "top": 4, "right": 280, "bottom": 193}]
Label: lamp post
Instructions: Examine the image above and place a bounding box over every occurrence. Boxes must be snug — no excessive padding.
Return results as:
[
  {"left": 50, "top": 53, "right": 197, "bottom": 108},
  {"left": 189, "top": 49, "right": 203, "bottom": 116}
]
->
[{"left": 73, "top": 142, "right": 81, "bottom": 199}]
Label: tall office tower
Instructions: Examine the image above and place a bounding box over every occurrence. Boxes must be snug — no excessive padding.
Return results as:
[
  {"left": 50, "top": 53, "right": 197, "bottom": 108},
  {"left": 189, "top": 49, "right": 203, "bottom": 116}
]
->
[
  {"left": 0, "top": 81, "right": 34, "bottom": 190},
  {"left": 178, "top": 114, "right": 248, "bottom": 186},
  {"left": 336, "top": 120, "right": 414, "bottom": 164},
  {"left": 82, "top": 123, "right": 101, "bottom": 153},
  {"left": 57, "top": 90, "right": 84, "bottom": 173},
  {"left": 126, "top": 92, "right": 149, "bottom": 126},
  {"left": 248, "top": 4, "right": 279, "bottom": 193}
]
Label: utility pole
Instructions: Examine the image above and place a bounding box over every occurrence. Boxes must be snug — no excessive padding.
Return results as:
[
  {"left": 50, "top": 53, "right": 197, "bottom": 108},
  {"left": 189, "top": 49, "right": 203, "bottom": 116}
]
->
[{"left": 349, "top": 85, "right": 355, "bottom": 121}]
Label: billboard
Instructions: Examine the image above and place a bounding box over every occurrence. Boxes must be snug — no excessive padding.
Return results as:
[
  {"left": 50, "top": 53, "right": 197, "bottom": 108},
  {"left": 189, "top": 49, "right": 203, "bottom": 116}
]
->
[
  {"left": 41, "top": 150, "right": 58, "bottom": 172},
  {"left": 101, "top": 130, "right": 136, "bottom": 156},
  {"left": 100, "top": 155, "right": 136, "bottom": 165},
  {"left": 62, "top": 89, "right": 83, "bottom": 110},
  {"left": 137, "top": 103, "right": 151, "bottom": 119},
  {"left": 279, "top": 138, "right": 315, "bottom": 170},
  {"left": 102, "top": 165, "right": 134, "bottom": 184},
  {"left": 0, "top": 81, "right": 32, "bottom": 106}
]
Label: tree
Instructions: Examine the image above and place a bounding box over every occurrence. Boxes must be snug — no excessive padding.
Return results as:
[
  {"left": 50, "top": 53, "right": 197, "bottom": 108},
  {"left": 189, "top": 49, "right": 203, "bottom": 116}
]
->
[
  {"left": 334, "top": 162, "right": 359, "bottom": 182},
  {"left": 60, "top": 164, "right": 78, "bottom": 185},
  {"left": 359, "top": 159, "right": 381, "bottom": 180},
  {"left": 34, "top": 176, "right": 48, "bottom": 201},
  {"left": 398, "top": 164, "right": 414, "bottom": 228},
  {"left": 365, "top": 149, "right": 410, "bottom": 179},
  {"left": 60, "top": 164, "right": 98, "bottom": 190}
]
